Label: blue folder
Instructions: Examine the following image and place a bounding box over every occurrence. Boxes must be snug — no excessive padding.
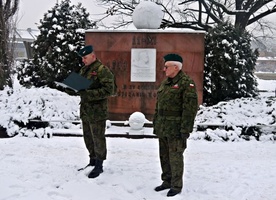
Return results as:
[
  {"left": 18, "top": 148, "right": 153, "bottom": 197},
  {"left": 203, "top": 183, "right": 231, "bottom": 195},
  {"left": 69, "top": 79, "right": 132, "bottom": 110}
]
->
[{"left": 55, "top": 72, "right": 92, "bottom": 92}]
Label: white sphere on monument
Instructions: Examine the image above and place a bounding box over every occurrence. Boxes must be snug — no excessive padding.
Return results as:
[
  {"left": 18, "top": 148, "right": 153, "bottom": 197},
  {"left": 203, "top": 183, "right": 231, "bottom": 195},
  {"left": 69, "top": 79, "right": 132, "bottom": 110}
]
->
[
  {"left": 132, "top": 1, "right": 164, "bottom": 29},
  {"left": 129, "top": 112, "right": 146, "bottom": 130}
]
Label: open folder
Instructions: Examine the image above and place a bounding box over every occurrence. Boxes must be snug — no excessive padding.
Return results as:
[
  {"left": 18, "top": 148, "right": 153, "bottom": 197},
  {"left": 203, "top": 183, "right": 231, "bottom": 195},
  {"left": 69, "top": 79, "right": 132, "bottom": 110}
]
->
[{"left": 55, "top": 72, "right": 93, "bottom": 92}]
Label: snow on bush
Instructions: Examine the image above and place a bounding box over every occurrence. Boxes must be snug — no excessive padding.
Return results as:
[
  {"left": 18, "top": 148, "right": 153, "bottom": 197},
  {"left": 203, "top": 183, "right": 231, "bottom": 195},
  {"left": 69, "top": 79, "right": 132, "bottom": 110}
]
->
[
  {"left": 196, "top": 97, "right": 275, "bottom": 126},
  {"left": 0, "top": 84, "right": 80, "bottom": 137},
  {"left": 0, "top": 76, "right": 275, "bottom": 140},
  {"left": 192, "top": 96, "right": 276, "bottom": 141}
]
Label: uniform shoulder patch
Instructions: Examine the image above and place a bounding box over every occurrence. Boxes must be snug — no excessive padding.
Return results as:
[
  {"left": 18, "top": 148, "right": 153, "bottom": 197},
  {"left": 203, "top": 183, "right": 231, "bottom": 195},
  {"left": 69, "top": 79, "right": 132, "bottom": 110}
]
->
[{"left": 189, "top": 83, "right": 195, "bottom": 88}]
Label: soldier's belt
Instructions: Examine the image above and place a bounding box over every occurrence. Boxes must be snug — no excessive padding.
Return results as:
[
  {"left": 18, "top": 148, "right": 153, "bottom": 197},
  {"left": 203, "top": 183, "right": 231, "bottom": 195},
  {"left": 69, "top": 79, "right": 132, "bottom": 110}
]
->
[{"left": 158, "top": 110, "right": 182, "bottom": 116}]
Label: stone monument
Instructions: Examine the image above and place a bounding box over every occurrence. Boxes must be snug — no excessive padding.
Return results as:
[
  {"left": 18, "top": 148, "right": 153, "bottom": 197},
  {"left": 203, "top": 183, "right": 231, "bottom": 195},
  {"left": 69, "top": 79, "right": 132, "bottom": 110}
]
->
[{"left": 84, "top": 1, "right": 205, "bottom": 121}]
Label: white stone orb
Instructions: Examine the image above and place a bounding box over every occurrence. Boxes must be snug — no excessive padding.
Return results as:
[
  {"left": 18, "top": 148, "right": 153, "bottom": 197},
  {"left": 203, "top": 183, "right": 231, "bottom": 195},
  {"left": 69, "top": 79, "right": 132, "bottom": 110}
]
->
[
  {"left": 129, "top": 112, "right": 146, "bottom": 130},
  {"left": 132, "top": 1, "right": 164, "bottom": 29}
]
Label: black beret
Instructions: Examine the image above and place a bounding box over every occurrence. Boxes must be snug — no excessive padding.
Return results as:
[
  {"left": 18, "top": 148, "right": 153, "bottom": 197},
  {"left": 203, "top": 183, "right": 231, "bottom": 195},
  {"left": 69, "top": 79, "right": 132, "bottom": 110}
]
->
[
  {"left": 78, "top": 45, "right": 93, "bottom": 57},
  {"left": 163, "top": 53, "right": 183, "bottom": 63}
]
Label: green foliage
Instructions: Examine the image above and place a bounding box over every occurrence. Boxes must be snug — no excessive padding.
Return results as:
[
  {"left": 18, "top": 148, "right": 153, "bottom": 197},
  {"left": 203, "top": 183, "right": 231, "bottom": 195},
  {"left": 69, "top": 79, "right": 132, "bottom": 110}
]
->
[
  {"left": 17, "top": 0, "right": 94, "bottom": 88},
  {"left": 204, "top": 22, "right": 259, "bottom": 106}
]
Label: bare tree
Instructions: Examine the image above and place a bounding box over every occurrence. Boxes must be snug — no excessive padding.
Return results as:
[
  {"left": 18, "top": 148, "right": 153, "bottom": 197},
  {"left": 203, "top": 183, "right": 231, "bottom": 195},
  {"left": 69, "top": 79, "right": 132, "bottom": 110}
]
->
[
  {"left": 175, "top": 0, "right": 276, "bottom": 31},
  {"left": 0, "top": 0, "right": 19, "bottom": 90},
  {"left": 94, "top": 0, "right": 276, "bottom": 34}
]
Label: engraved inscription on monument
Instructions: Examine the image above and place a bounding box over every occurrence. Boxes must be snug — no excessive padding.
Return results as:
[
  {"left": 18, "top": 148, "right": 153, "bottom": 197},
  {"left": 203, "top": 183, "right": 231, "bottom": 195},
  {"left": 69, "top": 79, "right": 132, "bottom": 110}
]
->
[{"left": 131, "top": 48, "right": 156, "bottom": 82}]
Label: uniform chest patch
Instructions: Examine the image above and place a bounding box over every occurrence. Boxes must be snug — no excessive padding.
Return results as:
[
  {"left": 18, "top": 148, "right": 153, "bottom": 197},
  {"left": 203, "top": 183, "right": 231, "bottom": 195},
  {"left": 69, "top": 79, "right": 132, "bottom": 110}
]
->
[
  {"left": 172, "top": 84, "right": 179, "bottom": 89},
  {"left": 91, "top": 71, "right": 97, "bottom": 76}
]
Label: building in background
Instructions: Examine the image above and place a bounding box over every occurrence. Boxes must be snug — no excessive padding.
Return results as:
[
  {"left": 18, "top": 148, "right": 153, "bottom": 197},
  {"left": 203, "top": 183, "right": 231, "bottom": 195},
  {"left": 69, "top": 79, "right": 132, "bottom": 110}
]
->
[
  {"left": 13, "top": 28, "right": 39, "bottom": 60},
  {"left": 252, "top": 39, "right": 276, "bottom": 74}
]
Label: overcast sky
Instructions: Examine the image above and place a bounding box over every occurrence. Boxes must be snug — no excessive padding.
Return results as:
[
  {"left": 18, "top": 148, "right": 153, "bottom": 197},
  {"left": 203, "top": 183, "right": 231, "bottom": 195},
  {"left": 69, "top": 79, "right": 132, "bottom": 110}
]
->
[
  {"left": 17, "top": 0, "right": 276, "bottom": 31},
  {"left": 17, "top": 0, "right": 105, "bottom": 29}
]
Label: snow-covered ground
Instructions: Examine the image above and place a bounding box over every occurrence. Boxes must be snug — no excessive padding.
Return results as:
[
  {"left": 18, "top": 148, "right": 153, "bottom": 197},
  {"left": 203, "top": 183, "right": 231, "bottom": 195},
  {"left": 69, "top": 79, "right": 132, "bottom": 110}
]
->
[
  {"left": 1, "top": 135, "right": 276, "bottom": 200},
  {"left": 0, "top": 77, "right": 275, "bottom": 200}
]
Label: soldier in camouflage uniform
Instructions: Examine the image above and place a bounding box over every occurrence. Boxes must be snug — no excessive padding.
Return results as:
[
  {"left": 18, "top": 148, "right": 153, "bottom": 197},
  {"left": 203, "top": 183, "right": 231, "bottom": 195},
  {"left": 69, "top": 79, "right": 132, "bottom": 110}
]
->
[
  {"left": 153, "top": 53, "right": 198, "bottom": 197},
  {"left": 77, "top": 45, "right": 115, "bottom": 178}
]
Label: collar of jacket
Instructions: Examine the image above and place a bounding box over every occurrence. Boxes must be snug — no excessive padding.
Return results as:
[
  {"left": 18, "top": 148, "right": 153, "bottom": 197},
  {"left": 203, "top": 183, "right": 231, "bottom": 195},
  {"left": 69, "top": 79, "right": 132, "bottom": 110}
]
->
[
  {"left": 165, "top": 70, "right": 184, "bottom": 85},
  {"left": 89, "top": 59, "right": 103, "bottom": 71}
]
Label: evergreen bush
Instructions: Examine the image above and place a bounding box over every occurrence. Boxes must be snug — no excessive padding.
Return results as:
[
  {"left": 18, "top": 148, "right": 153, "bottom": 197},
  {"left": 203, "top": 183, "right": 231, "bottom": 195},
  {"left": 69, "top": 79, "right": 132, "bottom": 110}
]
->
[
  {"left": 17, "top": 0, "right": 94, "bottom": 88},
  {"left": 204, "top": 22, "right": 259, "bottom": 105}
]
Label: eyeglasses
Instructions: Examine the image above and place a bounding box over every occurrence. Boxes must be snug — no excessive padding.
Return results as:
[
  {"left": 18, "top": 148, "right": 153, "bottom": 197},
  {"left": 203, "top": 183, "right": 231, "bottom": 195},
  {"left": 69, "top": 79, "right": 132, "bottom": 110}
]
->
[{"left": 164, "top": 65, "right": 175, "bottom": 70}]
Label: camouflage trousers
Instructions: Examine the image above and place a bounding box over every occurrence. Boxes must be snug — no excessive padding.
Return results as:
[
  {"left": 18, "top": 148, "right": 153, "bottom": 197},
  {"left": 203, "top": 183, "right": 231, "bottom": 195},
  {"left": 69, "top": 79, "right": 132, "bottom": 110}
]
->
[
  {"left": 158, "top": 135, "right": 188, "bottom": 191},
  {"left": 82, "top": 119, "right": 107, "bottom": 160}
]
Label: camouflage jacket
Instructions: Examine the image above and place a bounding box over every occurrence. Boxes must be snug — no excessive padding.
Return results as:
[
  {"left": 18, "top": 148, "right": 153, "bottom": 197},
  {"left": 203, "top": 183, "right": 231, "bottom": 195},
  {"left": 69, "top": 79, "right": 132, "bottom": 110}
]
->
[
  {"left": 79, "top": 59, "right": 114, "bottom": 121},
  {"left": 153, "top": 70, "right": 198, "bottom": 138}
]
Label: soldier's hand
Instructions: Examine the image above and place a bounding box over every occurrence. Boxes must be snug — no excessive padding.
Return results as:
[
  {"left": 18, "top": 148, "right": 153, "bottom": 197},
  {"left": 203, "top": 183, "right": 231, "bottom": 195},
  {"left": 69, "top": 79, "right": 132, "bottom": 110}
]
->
[
  {"left": 77, "top": 89, "right": 86, "bottom": 95},
  {"left": 64, "top": 88, "right": 77, "bottom": 96}
]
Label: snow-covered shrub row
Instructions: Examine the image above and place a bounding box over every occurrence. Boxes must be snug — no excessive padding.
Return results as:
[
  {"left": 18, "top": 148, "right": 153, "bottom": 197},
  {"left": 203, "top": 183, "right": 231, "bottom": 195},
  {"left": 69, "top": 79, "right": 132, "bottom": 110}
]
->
[
  {"left": 0, "top": 85, "right": 80, "bottom": 137},
  {"left": 190, "top": 127, "right": 276, "bottom": 142},
  {"left": 195, "top": 96, "right": 275, "bottom": 127},
  {"left": 0, "top": 81, "right": 275, "bottom": 140},
  {"left": 192, "top": 96, "right": 276, "bottom": 141}
]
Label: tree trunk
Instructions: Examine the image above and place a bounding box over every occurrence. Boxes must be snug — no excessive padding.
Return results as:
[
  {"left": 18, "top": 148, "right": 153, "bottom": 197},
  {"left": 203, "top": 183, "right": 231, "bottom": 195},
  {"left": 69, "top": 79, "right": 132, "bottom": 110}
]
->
[{"left": 0, "top": 0, "right": 19, "bottom": 90}]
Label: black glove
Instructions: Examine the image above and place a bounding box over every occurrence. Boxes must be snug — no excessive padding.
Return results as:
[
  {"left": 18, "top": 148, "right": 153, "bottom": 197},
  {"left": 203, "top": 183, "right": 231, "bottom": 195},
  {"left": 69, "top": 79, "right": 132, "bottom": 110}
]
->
[
  {"left": 64, "top": 88, "right": 77, "bottom": 96},
  {"left": 77, "top": 89, "right": 86, "bottom": 95}
]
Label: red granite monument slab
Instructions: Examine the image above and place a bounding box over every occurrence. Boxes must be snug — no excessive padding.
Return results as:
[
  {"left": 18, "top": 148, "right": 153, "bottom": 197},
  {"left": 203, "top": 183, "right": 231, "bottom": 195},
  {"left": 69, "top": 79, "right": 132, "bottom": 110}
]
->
[{"left": 85, "top": 30, "right": 205, "bottom": 121}]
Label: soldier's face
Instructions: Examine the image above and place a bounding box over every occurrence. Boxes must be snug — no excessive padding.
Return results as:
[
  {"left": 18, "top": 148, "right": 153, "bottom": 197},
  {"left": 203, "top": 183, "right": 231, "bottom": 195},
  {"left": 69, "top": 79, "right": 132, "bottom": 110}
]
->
[
  {"left": 82, "top": 53, "right": 96, "bottom": 66},
  {"left": 164, "top": 64, "right": 178, "bottom": 78}
]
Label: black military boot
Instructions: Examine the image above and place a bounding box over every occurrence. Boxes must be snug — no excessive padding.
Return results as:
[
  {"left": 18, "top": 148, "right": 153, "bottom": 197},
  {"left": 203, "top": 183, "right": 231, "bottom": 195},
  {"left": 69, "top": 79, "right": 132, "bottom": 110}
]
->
[
  {"left": 154, "top": 184, "right": 170, "bottom": 192},
  {"left": 77, "top": 157, "right": 96, "bottom": 171},
  {"left": 88, "top": 159, "right": 103, "bottom": 178},
  {"left": 167, "top": 189, "right": 181, "bottom": 197},
  {"left": 89, "top": 157, "right": 96, "bottom": 166}
]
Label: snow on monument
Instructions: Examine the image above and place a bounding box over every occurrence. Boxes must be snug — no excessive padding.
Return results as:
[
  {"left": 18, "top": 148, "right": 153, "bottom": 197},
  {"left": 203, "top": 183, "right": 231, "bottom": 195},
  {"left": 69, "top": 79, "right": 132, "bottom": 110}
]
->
[{"left": 132, "top": 1, "right": 164, "bottom": 29}]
